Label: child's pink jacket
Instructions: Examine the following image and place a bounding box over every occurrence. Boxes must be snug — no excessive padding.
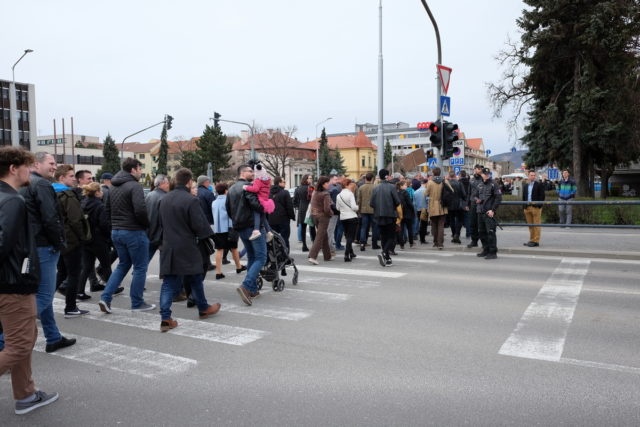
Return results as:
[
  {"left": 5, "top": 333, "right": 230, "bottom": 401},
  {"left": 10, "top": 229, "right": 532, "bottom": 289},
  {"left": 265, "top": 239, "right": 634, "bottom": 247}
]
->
[{"left": 244, "top": 178, "right": 275, "bottom": 214}]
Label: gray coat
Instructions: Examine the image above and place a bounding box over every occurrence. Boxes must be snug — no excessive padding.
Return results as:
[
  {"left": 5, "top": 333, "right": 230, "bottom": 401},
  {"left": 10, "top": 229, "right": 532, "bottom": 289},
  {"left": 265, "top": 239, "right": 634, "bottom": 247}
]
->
[
  {"left": 158, "top": 186, "right": 212, "bottom": 276},
  {"left": 145, "top": 188, "right": 167, "bottom": 246},
  {"left": 370, "top": 180, "right": 400, "bottom": 220}
]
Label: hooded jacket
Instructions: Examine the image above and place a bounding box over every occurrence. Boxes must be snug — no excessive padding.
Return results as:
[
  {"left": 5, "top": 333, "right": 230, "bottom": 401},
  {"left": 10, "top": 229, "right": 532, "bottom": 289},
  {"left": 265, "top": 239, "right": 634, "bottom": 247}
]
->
[
  {"left": 268, "top": 185, "right": 295, "bottom": 225},
  {"left": 106, "top": 170, "right": 149, "bottom": 231},
  {"left": 426, "top": 176, "right": 448, "bottom": 217}
]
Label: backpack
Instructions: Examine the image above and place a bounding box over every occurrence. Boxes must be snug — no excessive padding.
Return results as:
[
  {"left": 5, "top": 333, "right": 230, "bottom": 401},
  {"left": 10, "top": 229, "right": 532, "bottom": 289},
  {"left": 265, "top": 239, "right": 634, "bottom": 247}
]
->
[{"left": 441, "top": 181, "right": 458, "bottom": 211}]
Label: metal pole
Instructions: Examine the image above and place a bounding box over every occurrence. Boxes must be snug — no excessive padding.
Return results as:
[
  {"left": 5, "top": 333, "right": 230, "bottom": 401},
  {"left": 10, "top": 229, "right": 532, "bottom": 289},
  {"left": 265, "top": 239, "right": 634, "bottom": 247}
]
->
[
  {"left": 62, "top": 118, "right": 66, "bottom": 164},
  {"left": 53, "top": 119, "right": 57, "bottom": 158},
  {"left": 10, "top": 50, "right": 33, "bottom": 147},
  {"left": 376, "top": 0, "right": 385, "bottom": 171},
  {"left": 420, "top": 0, "right": 442, "bottom": 168},
  {"left": 120, "top": 119, "right": 167, "bottom": 160},
  {"left": 210, "top": 117, "right": 255, "bottom": 160},
  {"left": 71, "top": 116, "right": 75, "bottom": 168}
]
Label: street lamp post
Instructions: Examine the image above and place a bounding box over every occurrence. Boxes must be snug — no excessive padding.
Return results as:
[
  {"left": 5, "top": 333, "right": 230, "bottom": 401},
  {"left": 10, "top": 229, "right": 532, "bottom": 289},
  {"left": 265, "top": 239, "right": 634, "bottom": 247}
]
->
[
  {"left": 315, "top": 117, "right": 332, "bottom": 177},
  {"left": 210, "top": 116, "right": 255, "bottom": 161},
  {"left": 10, "top": 49, "right": 33, "bottom": 147},
  {"left": 120, "top": 115, "right": 172, "bottom": 159}
]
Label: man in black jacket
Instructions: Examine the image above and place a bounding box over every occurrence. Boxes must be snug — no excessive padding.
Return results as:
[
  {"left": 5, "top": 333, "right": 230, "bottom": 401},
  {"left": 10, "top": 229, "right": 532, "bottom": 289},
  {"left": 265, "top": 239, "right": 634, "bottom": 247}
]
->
[
  {"left": 226, "top": 164, "right": 265, "bottom": 306},
  {"left": 0, "top": 147, "right": 59, "bottom": 415},
  {"left": 474, "top": 168, "right": 502, "bottom": 260},
  {"left": 522, "top": 170, "right": 546, "bottom": 247},
  {"left": 268, "top": 176, "right": 295, "bottom": 250},
  {"left": 157, "top": 168, "right": 221, "bottom": 332},
  {"left": 20, "top": 152, "right": 75, "bottom": 353},
  {"left": 466, "top": 164, "right": 484, "bottom": 248},
  {"left": 98, "top": 158, "right": 154, "bottom": 313},
  {"left": 370, "top": 169, "right": 400, "bottom": 267},
  {"left": 196, "top": 175, "right": 216, "bottom": 270}
]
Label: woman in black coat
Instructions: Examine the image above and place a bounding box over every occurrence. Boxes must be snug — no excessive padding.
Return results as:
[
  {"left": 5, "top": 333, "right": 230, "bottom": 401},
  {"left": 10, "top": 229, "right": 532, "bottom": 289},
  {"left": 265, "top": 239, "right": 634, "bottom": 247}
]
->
[
  {"left": 78, "top": 182, "right": 113, "bottom": 299},
  {"left": 292, "top": 174, "right": 315, "bottom": 252}
]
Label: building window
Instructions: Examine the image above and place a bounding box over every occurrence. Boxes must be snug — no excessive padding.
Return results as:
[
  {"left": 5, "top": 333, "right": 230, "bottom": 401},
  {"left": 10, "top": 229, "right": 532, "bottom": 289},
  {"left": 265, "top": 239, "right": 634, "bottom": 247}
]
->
[
  {"left": 361, "top": 156, "right": 365, "bottom": 167},
  {"left": 139, "top": 153, "right": 145, "bottom": 159}
]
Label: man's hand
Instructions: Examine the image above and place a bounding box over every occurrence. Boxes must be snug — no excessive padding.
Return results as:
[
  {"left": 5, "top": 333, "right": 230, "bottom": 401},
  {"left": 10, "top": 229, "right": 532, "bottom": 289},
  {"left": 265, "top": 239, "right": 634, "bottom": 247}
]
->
[{"left": 487, "top": 210, "right": 494, "bottom": 218}]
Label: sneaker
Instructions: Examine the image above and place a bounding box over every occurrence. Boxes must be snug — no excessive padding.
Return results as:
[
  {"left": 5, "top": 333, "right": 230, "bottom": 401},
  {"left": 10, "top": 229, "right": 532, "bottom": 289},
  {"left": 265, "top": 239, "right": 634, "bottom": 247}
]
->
[
  {"left": 199, "top": 302, "right": 221, "bottom": 319},
  {"left": 308, "top": 258, "right": 319, "bottom": 265},
  {"left": 249, "top": 230, "right": 261, "bottom": 240},
  {"left": 64, "top": 308, "right": 89, "bottom": 318},
  {"left": 114, "top": 286, "right": 124, "bottom": 295},
  {"left": 160, "top": 318, "right": 178, "bottom": 332},
  {"left": 90, "top": 284, "right": 105, "bottom": 292},
  {"left": 131, "top": 303, "right": 156, "bottom": 311},
  {"left": 360, "top": 244, "right": 365, "bottom": 252},
  {"left": 76, "top": 293, "right": 91, "bottom": 301},
  {"left": 236, "top": 286, "right": 253, "bottom": 306},
  {"left": 236, "top": 265, "right": 247, "bottom": 274},
  {"left": 15, "top": 390, "right": 59, "bottom": 415},
  {"left": 477, "top": 251, "right": 489, "bottom": 257},
  {"left": 377, "top": 253, "right": 386, "bottom": 267},
  {"left": 385, "top": 258, "right": 393, "bottom": 266},
  {"left": 266, "top": 231, "right": 274, "bottom": 242},
  {"left": 98, "top": 300, "right": 112, "bottom": 313},
  {"left": 45, "top": 336, "right": 76, "bottom": 353}
]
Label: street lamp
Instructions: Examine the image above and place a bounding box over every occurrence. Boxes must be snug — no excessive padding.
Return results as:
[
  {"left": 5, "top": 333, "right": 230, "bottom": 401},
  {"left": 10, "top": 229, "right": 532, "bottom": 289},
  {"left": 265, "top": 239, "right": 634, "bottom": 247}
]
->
[
  {"left": 210, "top": 115, "right": 256, "bottom": 161},
  {"left": 120, "top": 115, "right": 172, "bottom": 159},
  {"left": 10, "top": 49, "right": 34, "bottom": 147},
  {"left": 315, "top": 117, "right": 332, "bottom": 176}
]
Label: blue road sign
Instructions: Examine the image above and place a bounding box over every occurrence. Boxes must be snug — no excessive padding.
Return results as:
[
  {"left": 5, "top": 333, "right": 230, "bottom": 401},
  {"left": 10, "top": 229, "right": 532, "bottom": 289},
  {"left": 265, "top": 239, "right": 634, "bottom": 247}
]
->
[
  {"left": 440, "top": 96, "right": 451, "bottom": 117},
  {"left": 485, "top": 149, "right": 492, "bottom": 156},
  {"left": 453, "top": 166, "right": 461, "bottom": 175},
  {"left": 511, "top": 146, "right": 517, "bottom": 153},
  {"left": 427, "top": 158, "right": 438, "bottom": 169},
  {"left": 547, "top": 168, "right": 559, "bottom": 180}
]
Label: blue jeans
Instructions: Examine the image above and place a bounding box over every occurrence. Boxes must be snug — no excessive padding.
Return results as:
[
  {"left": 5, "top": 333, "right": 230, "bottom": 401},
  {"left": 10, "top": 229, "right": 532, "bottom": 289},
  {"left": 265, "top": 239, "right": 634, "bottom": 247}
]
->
[
  {"left": 101, "top": 229, "right": 149, "bottom": 308},
  {"left": 297, "top": 224, "right": 302, "bottom": 242},
  {"left": 160, "top": 274, "right": 208, "bottom": 320},
  {"left": 238, "top": 227, "right": 267, "bottom": 293},
  {"left": 37, "top": 246, "right": 62, "bottom": 345},
  {"left": 359, "top": 214, "right": 379, "bottom": 244},
  {"left": 334, "top": 220, "right": 344, "bottom": 249}
]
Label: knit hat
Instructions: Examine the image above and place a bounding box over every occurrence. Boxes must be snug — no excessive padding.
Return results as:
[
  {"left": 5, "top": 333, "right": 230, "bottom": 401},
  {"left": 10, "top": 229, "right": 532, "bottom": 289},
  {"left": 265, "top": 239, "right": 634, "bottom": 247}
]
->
[
  {"left": 379, "top": 169, "right": 390, "bottom": 180},
  {"left": 100, "top": 173, "right": 113, "bottom": 180},
  {"left": 197, "top": 175, "right": 210, "bottom": 187}
]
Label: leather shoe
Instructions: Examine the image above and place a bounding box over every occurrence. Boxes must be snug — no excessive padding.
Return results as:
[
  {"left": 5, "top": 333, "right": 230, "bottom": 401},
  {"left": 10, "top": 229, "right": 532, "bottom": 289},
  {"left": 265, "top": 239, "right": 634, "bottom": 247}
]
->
[
  {"left": 477, "top": 251, "right": 489, "bottom": 257},
  {"left": 45, "top": 336, "right": 76, "bottom": 353},
  {"left": 236, "top": 286, "right": 252, "bottom": 306},
  {"left": 199, "top": 303, "right": 221, "bottom": 319},
  {"left": 525, "top": 241, "right": 540, "bottom": 247},
  {"left": 485, "top": 253, "right": 498, "bottom": 260},
  {"left": 160, "top": 318, "right": 178, "bottom": 332}
]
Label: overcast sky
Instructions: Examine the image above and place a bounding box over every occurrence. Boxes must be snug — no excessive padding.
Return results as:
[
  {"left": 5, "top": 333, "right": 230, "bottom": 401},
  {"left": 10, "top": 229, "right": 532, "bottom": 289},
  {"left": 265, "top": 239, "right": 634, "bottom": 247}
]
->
[{"left": 3, "top": 0, "right": 526, "bottom": 154}]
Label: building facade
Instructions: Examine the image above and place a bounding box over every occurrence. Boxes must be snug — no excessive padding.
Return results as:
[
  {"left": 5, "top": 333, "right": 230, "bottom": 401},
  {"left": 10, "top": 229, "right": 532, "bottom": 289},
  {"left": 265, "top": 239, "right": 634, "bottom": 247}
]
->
[{"left": 1, "top": 79, "right": 37, "bottom": 149}]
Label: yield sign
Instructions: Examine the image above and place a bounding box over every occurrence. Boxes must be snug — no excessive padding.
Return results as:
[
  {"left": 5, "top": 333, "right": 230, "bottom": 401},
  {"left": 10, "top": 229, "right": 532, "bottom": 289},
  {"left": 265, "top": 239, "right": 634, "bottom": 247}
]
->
[{"left": 437, "top": 64, "right": 452, "bottom": 95}]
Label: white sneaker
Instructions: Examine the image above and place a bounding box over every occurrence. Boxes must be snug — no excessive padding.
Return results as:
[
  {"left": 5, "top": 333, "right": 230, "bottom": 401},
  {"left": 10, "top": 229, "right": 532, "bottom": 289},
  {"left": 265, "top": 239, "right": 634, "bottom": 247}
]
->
[
  {"left": 308, "top": 258, "right": 319, "bottom": 265},
  {"left": 249, "top": 230, "right": 261, "bottom": 240},
  {"left": 266, "top": 231, "right": 274, "bottom": 242}
]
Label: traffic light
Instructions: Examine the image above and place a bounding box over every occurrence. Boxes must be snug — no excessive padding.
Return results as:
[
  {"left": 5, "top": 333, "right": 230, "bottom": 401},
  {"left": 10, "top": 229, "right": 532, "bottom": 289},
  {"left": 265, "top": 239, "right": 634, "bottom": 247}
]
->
[
  {"left": 165, "top": 114, "right": 173, "bottom": 130},
  {"left": 213, "top": 112, "right": 221, "bottom": 128},
  {"left": 442, "top": 121, "right": 459, "bottom": 159},
  {"left": 429, "top": 120, "right": 442, "bottom": 149}
]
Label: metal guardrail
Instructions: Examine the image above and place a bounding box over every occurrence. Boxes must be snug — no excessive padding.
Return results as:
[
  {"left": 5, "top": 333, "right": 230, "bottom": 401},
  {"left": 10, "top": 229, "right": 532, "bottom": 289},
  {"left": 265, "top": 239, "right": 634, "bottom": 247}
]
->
[{"left": 496, "top": 200, "right": 640, "bottom": 229}]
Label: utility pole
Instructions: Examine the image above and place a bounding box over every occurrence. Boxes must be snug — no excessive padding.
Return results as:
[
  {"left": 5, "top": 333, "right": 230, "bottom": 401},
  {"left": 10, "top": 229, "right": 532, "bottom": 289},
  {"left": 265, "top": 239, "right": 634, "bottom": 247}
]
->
[{"left": 376, "top": 0, "right": 385, "bottom": 171}]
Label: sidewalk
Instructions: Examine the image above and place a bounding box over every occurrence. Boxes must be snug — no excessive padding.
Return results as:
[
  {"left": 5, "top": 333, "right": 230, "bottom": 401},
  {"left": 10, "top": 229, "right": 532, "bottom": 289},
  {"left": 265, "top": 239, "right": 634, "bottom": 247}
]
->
[{"left": 424, "top": 227, "right": 640, "bottom": 260}]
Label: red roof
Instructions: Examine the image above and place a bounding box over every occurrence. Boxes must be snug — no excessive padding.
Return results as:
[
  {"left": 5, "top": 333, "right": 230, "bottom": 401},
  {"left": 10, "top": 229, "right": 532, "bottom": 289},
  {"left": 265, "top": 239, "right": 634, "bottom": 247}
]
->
[
  {"left": 121, "top": 142, "right": 159, "bottom": 153},
  {"left": 305, "top": 131, "right": 377, "bottom": 150},
  {"left": 150, "top": 138, "right": 199, "bottom": 155},
  {"left": 465, "top": 138, "right": 483, "bottom": 151}
]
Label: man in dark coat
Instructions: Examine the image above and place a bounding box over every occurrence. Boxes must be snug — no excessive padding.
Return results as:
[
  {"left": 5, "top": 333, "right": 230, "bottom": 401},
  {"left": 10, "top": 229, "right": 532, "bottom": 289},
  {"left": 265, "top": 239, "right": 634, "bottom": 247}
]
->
[
  {"left": 522, "top": 170, "right": 546, "bottom": 247},
  {"left": 292, "top": 174, "right": 313, "bottom": 252},
  {"left": 196, "top": 176, "right": 216, "bottom": 270},
  {"left": 145, "top": 174, "right": 169, "bottom": 263},
  {"left": 268, "top": 176, "right": 295, "bottom": 250},
  {"left": 157, "top": 168, "right": 221, "bottom": 331},
  {"left": 0, "top": 147, "right": 60, "bottom": 415},
  {"left": 370, "top": 169, "right": 400, "bottom": 267}
]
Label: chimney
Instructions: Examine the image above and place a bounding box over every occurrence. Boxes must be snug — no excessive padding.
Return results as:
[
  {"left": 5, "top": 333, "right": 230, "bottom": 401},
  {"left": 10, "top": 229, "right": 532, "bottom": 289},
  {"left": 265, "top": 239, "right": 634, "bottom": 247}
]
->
[{"left": 240, "top": 130, "right": 249, "bottom": 143}]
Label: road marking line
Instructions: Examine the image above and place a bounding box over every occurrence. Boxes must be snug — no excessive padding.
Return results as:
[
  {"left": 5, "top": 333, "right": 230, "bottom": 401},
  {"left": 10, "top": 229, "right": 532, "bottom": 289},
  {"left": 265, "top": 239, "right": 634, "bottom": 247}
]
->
[
  {"left": 499, "top": 258, "right": 590, "bottom": 362},
  {"left": 260, "top": 287, "right": 351, "bottom": 302},
  {"left": 351, "top": 255, "right": 438, "bottom": 264},
  {"left": 35, "top": 328, "right": 196, "bottom": 378},
  {"left": 582, "top": 287, "right": 640, "bottom": 296},
  {"left": 53, "top": 300, "right": 267, "bottom": 346},
  {"left": 558, "top": 357, "right": 640, "bottom": 375},
  {"left": 297, "top": 277, "right": 380, "bottom": 289},
  {"left": 294, "top": 265, "right": 406, "bottom": 278}
]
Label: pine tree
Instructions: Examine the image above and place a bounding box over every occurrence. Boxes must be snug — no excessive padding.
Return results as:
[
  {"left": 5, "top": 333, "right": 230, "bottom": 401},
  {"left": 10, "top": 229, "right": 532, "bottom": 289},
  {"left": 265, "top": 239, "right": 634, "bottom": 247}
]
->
[
  {"left": 97, "top": 134, "right": 121, "bottom": 177},
  {"left": 157, "top": 125, "right": 169, "bottom": 175},
  {"left": 179, "top": 124, "right": 232, "bottom": 181},
  {"left": 331, "top": 149, "right": 346, "bottom": 175},
  {"left": 318, "top": 128, "right": 333, "bottom": 175},
  {"left": 384, "top": 138, "right": 393, "bottom": 168}
]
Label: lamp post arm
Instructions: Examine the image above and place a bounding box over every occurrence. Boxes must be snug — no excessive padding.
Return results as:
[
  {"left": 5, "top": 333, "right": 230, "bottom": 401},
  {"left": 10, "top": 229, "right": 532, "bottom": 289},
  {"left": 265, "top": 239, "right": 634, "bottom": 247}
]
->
[
  {"left": 12, "top": 52, "right": 30, "bottom": 82},
  {"left": 120, "top": 120, "right": 166, "bottom": 159},
  {"left": 210, "top": 117, "right": 255, "bottom": 161}
]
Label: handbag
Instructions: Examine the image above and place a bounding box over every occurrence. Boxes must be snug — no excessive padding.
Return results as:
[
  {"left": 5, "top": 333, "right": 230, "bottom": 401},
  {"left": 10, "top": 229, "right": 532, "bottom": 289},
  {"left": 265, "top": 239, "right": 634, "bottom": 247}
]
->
[
  {"left": 201, "top": 237, "right": 215, "bottom": 255},
  {"left": 304, "top": 207, "right": 315, "bottom": 226}
]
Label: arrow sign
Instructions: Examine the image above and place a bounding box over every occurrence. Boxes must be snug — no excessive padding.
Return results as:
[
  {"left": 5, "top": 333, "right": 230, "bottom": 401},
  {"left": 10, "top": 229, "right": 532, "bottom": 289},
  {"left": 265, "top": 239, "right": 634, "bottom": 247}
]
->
[
  {"left": 440, "top": 96, "right": 451, "bottom": 117},
  {"left": 437, "top": 64, "right": 452, "bottom": 95}
]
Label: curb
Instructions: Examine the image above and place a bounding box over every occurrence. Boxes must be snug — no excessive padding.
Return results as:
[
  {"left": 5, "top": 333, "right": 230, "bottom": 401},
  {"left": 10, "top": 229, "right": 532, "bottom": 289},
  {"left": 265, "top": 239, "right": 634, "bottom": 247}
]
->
[{"left": 421, "top": 246, "right": 640, "bottom": 261}]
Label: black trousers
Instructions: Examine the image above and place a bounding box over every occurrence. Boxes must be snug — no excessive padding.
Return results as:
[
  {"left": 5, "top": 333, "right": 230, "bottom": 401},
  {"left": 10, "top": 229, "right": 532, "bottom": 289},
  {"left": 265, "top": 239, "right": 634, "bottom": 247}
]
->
[
  {"left": 448, "top": 210, "right": 465, "bottom": 237},
  {"left": 56, "top": 246, "right": 82, "bottom": 311},
  {"left": 478, "top": 213, "right": 498, "bottom": 254},
  {"left": 419, "top": 218, "right": 429, "bottom": 243},
  {"left": 401, "top": 217, "right": 414, "bottom": 246},
  {"left": 300, "top": 223, "right": 316, "bottom": 247},
  {"left": 80, "top": 240, "right": 113, "bottom": 294},
  {"left": 341, "top": 218, "right": 358, "bottom": 258},
  {"left": 378, "top": 222, "right": 396, "bottom": 258},
  {"left": 271, "top": 222, "right": 291, "bottom": 251},
  {"left": 469, "top": 208, "right": 480, "bottom": 242}
]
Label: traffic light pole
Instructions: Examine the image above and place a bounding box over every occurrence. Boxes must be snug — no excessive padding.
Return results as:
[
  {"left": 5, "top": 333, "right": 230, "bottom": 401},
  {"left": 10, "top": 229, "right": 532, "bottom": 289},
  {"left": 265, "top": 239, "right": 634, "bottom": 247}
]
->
[
  {"left": 420, "top": 0, "right": 443, "bottom": 169},
  {"left": 211, "top": 117, "right": 255, "bottom": 161},
  {"left": 120, "top": 118, "right": 169, "bottom": 160}
]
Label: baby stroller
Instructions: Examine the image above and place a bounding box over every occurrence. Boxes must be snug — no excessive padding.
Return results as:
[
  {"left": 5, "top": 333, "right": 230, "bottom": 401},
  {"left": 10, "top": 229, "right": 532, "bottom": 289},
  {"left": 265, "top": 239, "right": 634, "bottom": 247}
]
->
[{"left": 257, "top": 230, "right": 298, "bottom": 292}]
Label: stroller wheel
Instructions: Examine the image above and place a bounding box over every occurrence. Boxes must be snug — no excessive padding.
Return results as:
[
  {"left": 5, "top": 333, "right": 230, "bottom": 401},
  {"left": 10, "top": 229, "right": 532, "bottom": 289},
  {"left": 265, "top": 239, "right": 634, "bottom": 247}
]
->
[
  {"left": 257, "top": 277, "right": 263, "bottom": 290},
  {"left": 277, "top": 279, "right": 285, "bottom": 292}
]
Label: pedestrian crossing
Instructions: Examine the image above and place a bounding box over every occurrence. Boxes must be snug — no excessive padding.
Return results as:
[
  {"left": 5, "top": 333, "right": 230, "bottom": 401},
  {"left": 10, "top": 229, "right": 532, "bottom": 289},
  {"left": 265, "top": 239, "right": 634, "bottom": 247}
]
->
[{"left": 36, "top": 265, "right": 382, "bottom": 379}]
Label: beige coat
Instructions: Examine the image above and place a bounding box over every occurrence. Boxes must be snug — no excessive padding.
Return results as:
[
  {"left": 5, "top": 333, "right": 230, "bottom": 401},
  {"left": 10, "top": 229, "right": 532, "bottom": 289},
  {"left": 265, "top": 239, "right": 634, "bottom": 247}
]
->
[{"left": 426, "top": 179, "right": 448, "bottom": 217}]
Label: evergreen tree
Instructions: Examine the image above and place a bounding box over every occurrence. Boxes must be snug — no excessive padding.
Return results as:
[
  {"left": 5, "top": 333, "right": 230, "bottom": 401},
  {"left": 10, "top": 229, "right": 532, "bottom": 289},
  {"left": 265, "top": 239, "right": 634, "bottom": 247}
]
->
[
  {"left": 157, "top": 125, "right": 169, "bottom": 175},
  {"left": 489, "top": 0, "right": 640, "bottom": 197},
  {"left": 318, "top": 127, "right": 333, "bottom": 175},
  {"left": 384, "top": 138, "right": 393, "bottom": 168},
  {"left": 179, "top": 124, "right": 232, "bottom": 181},
  {"left": 97, "top": 134, "right": 120, "bottom": 177},
  {"left": 331, "top": 149, "right": 346, "bottom": 175}
]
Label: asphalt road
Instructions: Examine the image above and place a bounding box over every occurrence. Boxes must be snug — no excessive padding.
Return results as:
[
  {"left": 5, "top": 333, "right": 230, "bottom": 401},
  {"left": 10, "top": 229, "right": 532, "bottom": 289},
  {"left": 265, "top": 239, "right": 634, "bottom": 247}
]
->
[{"left": 2, "top": 238, "right": 639, "bottom": 426}]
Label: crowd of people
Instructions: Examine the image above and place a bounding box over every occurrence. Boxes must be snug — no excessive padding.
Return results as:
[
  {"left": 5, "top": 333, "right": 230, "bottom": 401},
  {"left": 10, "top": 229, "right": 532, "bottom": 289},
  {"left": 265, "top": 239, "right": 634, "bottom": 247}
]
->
[{"left": 0, "top": 143, "right": 577, "bottom": 416}]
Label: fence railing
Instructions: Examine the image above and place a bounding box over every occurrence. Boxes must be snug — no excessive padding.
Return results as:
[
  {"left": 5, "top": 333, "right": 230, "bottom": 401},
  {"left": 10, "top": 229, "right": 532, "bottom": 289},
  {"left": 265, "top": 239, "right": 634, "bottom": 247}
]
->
[{"left": 496, "top": 200, "right": 640, "bottom": 229}]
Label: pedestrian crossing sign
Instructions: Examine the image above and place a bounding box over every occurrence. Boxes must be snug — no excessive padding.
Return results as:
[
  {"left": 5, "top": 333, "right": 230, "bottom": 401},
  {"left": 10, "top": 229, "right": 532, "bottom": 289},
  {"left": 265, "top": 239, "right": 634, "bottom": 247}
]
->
[
  {"left": 428, "top": 158, "right": 438, "bottom": 169},
  {"left": 440, "top": 96, "right": 451, "bottom": 117}
]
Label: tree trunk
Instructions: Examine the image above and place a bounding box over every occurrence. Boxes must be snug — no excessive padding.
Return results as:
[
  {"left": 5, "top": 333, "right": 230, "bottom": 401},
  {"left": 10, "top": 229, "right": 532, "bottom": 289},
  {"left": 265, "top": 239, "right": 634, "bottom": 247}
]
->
[{"left": 572, "top": 57, "right": 589, "bottom": 197}]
